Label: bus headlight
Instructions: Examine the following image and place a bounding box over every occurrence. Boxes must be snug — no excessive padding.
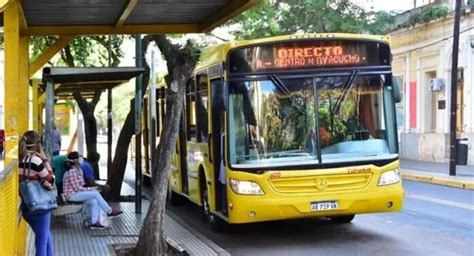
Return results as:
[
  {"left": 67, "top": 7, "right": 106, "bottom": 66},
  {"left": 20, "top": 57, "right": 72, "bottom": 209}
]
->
[
  {"left": 230, "top": 179, "right": 264, "bottom": 195},
  {"left": 378, "top": 169, "right": 401, "bottom": 186}
]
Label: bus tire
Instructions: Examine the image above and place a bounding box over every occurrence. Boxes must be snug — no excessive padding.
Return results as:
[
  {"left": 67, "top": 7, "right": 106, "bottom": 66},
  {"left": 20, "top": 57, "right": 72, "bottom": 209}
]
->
[
  {"left": 330, "top": 214, "right": 355, "bottom": 224},
  {"left": 200, "top": 177, "right": 226, "bottom": 232},
  {"left": 209, "top": 213, "right": 226, "bottom": 233},
  {"left": 200, "top": 181, "right": 211, "bottom": 222}
]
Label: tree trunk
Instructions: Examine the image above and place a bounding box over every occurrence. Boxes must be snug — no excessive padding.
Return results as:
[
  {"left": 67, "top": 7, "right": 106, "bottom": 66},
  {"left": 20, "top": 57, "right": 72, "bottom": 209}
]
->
[
  {"left": 104, "top": 35, "right": 153, "bottom": 201},
  {"left": 84, "top": 112, "right": 99, "bottom": 179},
  {"left": 104, "top": 101, "right": 134, "bottom": 201},
  {"left": 73, "top": 90, "right": 102, "bottom": 180},
  {"left": 134, "top": 35, "right": 199, "bottom": 255}
]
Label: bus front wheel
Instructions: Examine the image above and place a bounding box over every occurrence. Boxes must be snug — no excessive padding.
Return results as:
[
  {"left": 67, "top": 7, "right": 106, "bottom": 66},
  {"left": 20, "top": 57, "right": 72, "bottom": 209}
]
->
[
  {"left": 330, "top": 214, "right": 355, "bottom": 224},
  {"left": 201, "top": 182, "right": 225, "bottom": 232}
]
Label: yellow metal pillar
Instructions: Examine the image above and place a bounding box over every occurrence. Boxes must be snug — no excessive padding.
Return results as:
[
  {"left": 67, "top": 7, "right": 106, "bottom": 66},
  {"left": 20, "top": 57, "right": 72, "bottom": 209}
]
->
[
  {"left": 4, "top": 1, "right": 29, "bottom": 161},
  {"left": 32, "top": 79, "right": 41, "bottom": 131},
  {"left": 1, "top": 1, "right": 29, "bottom": 255}
]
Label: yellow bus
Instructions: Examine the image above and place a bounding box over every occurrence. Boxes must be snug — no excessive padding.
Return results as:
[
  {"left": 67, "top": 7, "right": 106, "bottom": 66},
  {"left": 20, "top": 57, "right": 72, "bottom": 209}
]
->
[{"left": 144, "top": 33, "right": 403, "bottom": 231}]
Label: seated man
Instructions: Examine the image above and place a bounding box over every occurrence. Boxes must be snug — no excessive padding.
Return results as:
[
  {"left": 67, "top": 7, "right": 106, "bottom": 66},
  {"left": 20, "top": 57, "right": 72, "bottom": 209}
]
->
[
  {"left": 63, "top": 151, "right": 121, "bottom": 229},
  {"left": 52, "top": 154, "right": 68, "bottom": 195},
  {"left": 81, "top": 152, "right": 110, "bottom": 191}
]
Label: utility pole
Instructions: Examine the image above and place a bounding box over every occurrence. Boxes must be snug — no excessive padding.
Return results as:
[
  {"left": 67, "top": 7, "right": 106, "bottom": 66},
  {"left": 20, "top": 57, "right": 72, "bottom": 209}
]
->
[
  {"left": 135, "top": 34, "right": 143, "bottom": 213},
  {"left": 107, "top": 36, "right": 113, "bottom": 180},
  {"left": 449, "top": 0, "right": 462, "bottom": 176}
]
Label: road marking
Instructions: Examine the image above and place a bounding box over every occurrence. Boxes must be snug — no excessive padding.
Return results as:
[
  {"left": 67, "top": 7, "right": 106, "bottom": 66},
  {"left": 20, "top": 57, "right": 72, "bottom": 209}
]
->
[{"left": 405, "top": 193, "right": 474, "bottom": 210}]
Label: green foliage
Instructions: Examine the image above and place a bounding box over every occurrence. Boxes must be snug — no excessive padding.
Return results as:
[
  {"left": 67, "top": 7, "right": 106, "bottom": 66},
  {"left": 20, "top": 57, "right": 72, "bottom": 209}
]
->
[
  {"left": 367, "top": 11, "right": 396, "bottom": 35},
  {"left": 227, "top": 0, "right": 396, "bottom": 39},
  {"left": 30, "top": 36, "right": 57, "bottom": 62},
  {"left": 29, "top": 35, "right": 125, "bottom": 67},
  {"left": 406, "top": 6, "right": 448, "bottom": 26},
  {"left": 318, "top": 105, "right": 347, "bottom": 141}
]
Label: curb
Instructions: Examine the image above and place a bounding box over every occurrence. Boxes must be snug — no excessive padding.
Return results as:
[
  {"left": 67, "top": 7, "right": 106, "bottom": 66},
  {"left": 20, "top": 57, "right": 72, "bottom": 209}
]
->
[
  {"left": 401, "top": 172, "right": 474, "bottom": 190},
  {"left": 130, "top": 179, "right": 230, "bottom": 256},
  {"left": 166, "top": 209, "right": 231, "bottom": 256}
]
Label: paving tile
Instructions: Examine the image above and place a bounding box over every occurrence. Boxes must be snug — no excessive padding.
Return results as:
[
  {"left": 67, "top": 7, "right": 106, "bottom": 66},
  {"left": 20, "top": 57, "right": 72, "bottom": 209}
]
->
[{"left": 28, "top": 200, "right": 223, "bottom": 256}]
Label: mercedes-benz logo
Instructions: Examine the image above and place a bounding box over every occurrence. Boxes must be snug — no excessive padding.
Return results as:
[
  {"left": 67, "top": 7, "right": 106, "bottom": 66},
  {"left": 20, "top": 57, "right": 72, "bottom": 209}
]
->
[{"left": 315, "top": 178, "right": 328, "bottom": 191}]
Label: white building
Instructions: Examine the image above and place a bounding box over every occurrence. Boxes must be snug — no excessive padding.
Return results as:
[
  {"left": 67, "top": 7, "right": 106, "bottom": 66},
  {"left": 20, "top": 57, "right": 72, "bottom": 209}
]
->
[{"left": 390, "top": 0, "right": 474, "bottom": 165}]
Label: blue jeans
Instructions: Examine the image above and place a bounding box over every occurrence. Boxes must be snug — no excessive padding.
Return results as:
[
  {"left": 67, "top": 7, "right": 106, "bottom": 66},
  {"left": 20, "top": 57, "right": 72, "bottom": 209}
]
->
[
  {"left": 56, "top": 181, "right": 63, "bottom": 195},
  {"left": 68, "top": 190, "right": 112, "bottom": 224},
  {"left": 23, "top": 211, "right": 54, "bottom": 256}
]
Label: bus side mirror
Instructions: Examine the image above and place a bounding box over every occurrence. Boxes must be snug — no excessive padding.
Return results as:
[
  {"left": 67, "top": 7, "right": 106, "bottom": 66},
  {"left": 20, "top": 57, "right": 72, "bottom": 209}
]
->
[{"left": 392, "top": 78, "right": 402, "bottom": 103}]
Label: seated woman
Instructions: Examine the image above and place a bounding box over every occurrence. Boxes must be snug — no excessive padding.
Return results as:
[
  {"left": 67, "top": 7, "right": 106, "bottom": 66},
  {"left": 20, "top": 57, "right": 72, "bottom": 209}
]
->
[{"left": 63, "top": 151, "right": 122, "bottom": 229}]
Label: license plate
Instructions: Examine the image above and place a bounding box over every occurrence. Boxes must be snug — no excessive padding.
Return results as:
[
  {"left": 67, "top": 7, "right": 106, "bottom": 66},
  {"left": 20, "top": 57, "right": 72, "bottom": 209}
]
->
[{"left": 310, "top": 201, "right": 339, "bottom": 211}]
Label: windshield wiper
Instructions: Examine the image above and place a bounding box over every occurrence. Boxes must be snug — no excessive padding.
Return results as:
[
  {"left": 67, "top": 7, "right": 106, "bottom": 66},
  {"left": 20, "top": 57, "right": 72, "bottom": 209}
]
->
[
  {"left": 269, "top": 74, "right": 306, "bottom": 115},
  {"left": 263, "top": 150, "right": 311, "bottom": 157},
  {"left": 331, "top": 70, "right": 359, "bottom": 115}
]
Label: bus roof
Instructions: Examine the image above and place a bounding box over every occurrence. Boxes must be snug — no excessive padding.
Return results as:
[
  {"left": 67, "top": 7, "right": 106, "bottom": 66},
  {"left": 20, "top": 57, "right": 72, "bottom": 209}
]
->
[{"left": 196, "top": 33, "right": 391, "bottom": 72}]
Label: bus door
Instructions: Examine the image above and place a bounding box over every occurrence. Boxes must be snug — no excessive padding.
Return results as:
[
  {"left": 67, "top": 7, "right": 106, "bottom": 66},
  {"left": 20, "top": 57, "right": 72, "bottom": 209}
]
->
[
  {"left": 210, "top": 78, "right": 225, "bottom": 212},
  {"left": 179, "top": 76, "right": 206, "bottom": 197},
  {"left": 178, "top": 110, "right": 189, "bottom": 194},
  {"left": 185, "top": 75, "right": 210, "bottom": 202}
]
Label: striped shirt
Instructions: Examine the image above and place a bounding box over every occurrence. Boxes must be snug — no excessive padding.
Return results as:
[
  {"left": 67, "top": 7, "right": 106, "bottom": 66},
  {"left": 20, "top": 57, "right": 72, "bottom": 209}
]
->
[
  {"left": 18, "top": 155, "right": 53, "bottom": 182},
  {"left": 63, "top": 167, "right": 89, "bottom": 198}
]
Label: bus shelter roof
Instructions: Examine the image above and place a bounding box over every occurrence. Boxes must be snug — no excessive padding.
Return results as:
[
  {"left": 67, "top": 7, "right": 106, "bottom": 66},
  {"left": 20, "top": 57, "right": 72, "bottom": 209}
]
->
[
  {"left": 1, "top": 0, "right": 259, "bottom": 35},
  {"left": 42, "top": 67, "right": 144, "bottom": 99}
]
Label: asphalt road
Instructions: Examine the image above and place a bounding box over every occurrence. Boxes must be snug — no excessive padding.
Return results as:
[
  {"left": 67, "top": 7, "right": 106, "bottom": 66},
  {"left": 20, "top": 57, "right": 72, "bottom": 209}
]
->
[{"left": 163, "top": 180, "right": 474, "bottom": 256}]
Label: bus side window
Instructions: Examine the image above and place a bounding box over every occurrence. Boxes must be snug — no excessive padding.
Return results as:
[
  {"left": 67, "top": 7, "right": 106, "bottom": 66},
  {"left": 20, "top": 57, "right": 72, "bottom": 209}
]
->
[
  {"left": 156, "top": 87, "right": 165, "bottom": 137},
  {"left": 186, "top": 78, "right": 197, "bottom": 141},
  {"left": 196, "top": 74, "right": 209, "bottom": 143},
  {"left": 159, "top": 87, "right": 166, "bottom": 137}
]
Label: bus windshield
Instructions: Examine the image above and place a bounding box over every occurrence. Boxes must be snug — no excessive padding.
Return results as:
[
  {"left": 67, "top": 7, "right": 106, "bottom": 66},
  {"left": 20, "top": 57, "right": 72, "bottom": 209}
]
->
[{"left": 227, "top": 74, "right": 397, "bottom": 169}]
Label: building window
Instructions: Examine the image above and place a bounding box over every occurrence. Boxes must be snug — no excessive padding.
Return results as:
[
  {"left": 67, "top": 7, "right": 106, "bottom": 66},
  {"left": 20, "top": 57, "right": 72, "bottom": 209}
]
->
[
  {"left": 425, "top": 71, "right": 437, "bottom": 132},
  {"left": 394, "top": 75, "right": 404, "bottom": 129}
]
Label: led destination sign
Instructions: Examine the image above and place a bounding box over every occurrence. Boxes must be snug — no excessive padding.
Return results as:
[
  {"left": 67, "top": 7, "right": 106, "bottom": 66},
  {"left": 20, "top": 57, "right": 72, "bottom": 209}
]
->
[
  {"left": 228, "top": 40, "right": 390, "bottom": 73},
  {"left": 266, "top": 45, "right": 365, "bottom": 69}
]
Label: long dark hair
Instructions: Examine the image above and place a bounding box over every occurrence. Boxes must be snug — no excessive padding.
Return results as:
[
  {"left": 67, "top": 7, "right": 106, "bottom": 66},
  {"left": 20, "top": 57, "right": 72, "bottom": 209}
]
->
[{"left": 19, "top": 130, "right": 41, "bottom": 160}]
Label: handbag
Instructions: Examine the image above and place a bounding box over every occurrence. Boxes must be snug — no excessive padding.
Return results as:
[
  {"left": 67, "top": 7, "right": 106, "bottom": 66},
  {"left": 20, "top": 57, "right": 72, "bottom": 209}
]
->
[{"left": 19, "top": 156, "right": 58, "bottom": 214}]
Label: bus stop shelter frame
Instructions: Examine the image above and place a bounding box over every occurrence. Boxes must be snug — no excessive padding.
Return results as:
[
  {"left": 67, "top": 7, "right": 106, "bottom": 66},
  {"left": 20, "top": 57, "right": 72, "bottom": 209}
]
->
[
  {"left": 41, "top": 67, "right": 145, "bottom": 173},
  {"left": 0, "top": 0, "right": 260, "bottom": 254}
]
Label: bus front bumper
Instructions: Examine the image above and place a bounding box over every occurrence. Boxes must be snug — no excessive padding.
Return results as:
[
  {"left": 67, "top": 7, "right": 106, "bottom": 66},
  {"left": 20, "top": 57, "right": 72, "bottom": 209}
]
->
[{"left": 226, "top": 185, "right": 403, "bottom": 224}]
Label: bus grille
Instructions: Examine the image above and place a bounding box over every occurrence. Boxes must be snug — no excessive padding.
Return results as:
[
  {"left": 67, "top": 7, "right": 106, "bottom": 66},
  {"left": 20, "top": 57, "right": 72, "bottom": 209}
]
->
[{"left": 268, "top": 173, "right": 373, "bottom": 194}]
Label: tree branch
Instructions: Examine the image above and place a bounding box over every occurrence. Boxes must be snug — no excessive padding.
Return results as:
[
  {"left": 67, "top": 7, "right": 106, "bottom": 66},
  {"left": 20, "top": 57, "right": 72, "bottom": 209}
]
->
[
  {"left": 207, "top": 33, "right": 229, "bottom": 42},
  {"left": 91, "top": 36, "right": 122, "bottom": 67},
  {"left": 152, "top": 35, "right": 176, "bottom": 61},
  {"left": 73, "top": 90, "right": 89, "bottom": 114},
  {"left": 91, "top": 90, "right": 103, "bottom": 107},
  {"left": 63, "top": 45, "right": 75, "bottom": 67}
]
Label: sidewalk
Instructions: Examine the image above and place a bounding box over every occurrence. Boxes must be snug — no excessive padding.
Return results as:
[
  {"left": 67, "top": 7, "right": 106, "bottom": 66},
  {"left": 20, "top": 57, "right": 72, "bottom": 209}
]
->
[
  {"left": 27, "top": 182, "right": 229, "bottom": 256},
  {"left": 400, "top": 158, "right": 474, "bottom": 190}
]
